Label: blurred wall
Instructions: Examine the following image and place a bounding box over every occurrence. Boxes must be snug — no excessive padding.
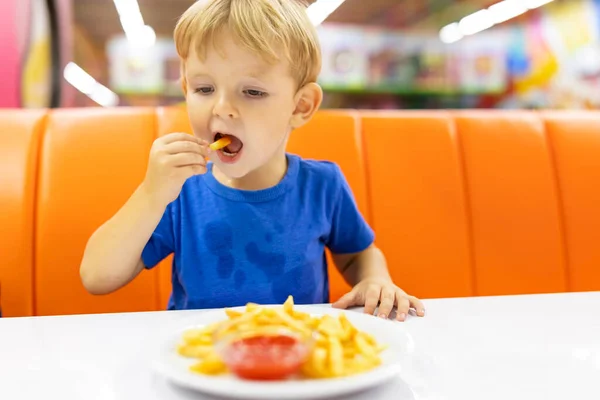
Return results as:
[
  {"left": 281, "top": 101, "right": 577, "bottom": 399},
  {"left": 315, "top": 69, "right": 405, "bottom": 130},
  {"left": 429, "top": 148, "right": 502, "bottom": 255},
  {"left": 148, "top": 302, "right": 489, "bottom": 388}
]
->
[
  {"left": 57, "top": 0, "right": 75, "bottom": 107},
  {"left": 0, "top": 0, "right": 24, "bottom": 107},
  {"left": 0, "top": 0, "right": 74, "bottom": 108}
]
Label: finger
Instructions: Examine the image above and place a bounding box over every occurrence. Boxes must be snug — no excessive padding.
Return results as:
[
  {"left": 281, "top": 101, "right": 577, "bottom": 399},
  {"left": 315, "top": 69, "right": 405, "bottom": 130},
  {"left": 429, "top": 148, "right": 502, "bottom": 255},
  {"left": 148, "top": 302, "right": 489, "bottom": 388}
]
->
[
  {"left": 395, "top": 291, "right": 411, "bottom": 321},
  {"left": 331, "top": 290, "right": 358, "bottom": 309},
  {"left": 177, "top": 164, "right": 207, "bottom": 180},
  {"left": 409, "top": 296, "right": 426, "bottom": 317},
  {"left": 160, "top": 132, "right": 199, "bottom": 144},
  {"left": 377, "top": 287, "right": 396, "bottom": 319},
  {"left": 364, "top": 285, "right": 381, "bottom": 316},
  {"left": 181, "top": 164, "right": 207, "bottom": 176},
  {"left": 164, "top": 140, "right": 208, "bottom": 157},
  {"left": 169, "top": 152, "right": 207, "bottom": 167}
]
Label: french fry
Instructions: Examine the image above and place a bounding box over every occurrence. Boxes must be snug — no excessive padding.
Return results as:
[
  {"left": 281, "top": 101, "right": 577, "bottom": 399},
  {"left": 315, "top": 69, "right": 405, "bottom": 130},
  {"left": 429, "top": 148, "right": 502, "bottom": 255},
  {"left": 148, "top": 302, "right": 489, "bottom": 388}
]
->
[
  {"left": 225, "top": 309, "right": 243, "bottom": 319},
  {"left": 344, "top": 355, "right": 381, "bottom": 375},
  {"left": 316, "top": 315, "right": 344, "bottom": 338},
  {"left": 339, "top": 313, "right": 356, "bottom": 341},
  {"left": 309, "top": 346, "right": 328, "bottom": 378},
  {"left": 182, "top": 329, "right": 212, "bottom": 346},
  {"left": 178, "top": 344, "right": 213, "bottom": 358},
  {"left": 213, "top": 308, "right": 262, "bottom": 339},
  {"left": 376, "top": 343, "right": 389, "bottom": 353},
  {"left": 283, "top": 295, "right": 294, "bottom": 314},
  {"left": 209, "top": 137, "right": 231, "bottom": 151},
  {"left": 293, "top": 310, "right": 313, "bottom": 323},
  {"left": 177, "top": 295, "right": 386, "bottom": 379},
  {"left": 270, "top": 308, "right": 312, "bottom": 337},
  {"left": 327, "top": 337, "right": 344, "bottom": 376},
  {"left": 362, "top": 332, "right": 378, "bottom": 347},
  {"left": 190, "top": 350, "right": 227, "bottom": 375},
  {"left": 354, "top": 332, "right": 379, "bottom": 363},
  {"left": 314, "top": 332, "right": 328, "bottom": 347},
  {"left": 343, "top": 346, "right": 357, "bottom": 358}
]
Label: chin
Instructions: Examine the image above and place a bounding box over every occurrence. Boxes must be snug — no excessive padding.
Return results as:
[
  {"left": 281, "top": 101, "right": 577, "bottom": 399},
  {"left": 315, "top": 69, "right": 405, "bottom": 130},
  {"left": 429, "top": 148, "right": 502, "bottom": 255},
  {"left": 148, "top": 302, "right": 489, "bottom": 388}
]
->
[{"left": 213, "top": 161, "right": 252, "bottom": 179}]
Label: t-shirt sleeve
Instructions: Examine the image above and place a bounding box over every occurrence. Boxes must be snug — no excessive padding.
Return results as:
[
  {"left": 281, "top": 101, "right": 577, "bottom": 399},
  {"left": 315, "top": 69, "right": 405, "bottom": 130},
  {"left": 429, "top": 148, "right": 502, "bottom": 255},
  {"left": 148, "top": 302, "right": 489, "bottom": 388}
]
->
[
  {"left": 141, "top": 204, "right": 175, "bottom": 269},
  {"left": 326, "top": 165, "right": 375, "bottom": 254}
]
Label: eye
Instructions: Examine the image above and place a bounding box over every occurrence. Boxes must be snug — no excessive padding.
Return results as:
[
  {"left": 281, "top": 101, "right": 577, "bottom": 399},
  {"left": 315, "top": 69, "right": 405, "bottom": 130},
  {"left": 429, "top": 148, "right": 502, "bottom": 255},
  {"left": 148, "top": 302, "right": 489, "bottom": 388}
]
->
[
  {"left": 244, "top": 89, "right": 267, "bottom": 98},
  {"left": 194, "top": 86, "right": 214, "bottom": 95}
]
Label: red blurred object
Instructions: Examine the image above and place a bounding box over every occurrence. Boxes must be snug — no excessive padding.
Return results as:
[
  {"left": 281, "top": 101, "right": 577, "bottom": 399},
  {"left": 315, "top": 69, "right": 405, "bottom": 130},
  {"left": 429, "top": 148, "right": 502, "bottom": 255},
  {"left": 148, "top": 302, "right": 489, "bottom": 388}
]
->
[{"left": 219, "top": 334, "right": 310, "bottom": 381}]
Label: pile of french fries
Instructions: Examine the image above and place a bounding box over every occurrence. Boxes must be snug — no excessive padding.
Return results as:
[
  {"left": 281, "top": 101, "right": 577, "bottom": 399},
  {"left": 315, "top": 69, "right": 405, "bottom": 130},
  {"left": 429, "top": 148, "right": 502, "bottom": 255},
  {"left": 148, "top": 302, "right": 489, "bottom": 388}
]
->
[{"left": 177, "top": 296, "right": 386, "bottom": 379}]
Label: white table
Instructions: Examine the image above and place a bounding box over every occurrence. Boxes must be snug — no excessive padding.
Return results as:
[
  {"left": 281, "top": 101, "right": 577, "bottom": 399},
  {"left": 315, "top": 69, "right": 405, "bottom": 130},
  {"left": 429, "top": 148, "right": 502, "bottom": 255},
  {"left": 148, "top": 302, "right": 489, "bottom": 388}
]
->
[{"left": 1, "top": 292, "right": 599, "bottom": 400}]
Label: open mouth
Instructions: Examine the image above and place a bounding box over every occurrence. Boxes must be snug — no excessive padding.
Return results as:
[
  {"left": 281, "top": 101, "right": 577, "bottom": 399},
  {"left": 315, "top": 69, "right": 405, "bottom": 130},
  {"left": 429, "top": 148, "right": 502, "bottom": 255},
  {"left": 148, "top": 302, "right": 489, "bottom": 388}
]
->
[{"left": 213, "top": 132, "right": 243, "bottom": 157}]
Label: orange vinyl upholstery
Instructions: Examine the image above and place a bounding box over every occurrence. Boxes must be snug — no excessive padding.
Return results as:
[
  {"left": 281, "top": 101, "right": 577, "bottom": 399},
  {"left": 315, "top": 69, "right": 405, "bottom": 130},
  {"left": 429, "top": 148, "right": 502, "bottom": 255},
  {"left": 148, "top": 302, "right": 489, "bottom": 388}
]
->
[
  {"left": 453, "top": 111, "right": 567, "bottom": 296},
  {"left": 34, "top": 108, "right": 159, "bottom": 315},
  {"left": 0, "top": 110, "right": 46, "bottom": 317},
  {"left": 2, "top": 107, "right": 600, "bottom": 316},
  {"left": 361, "top": 112, "right": 474, "bottom": 299},
  {"left": 543, "top": 112, "right": 600, "bottom": 292}
]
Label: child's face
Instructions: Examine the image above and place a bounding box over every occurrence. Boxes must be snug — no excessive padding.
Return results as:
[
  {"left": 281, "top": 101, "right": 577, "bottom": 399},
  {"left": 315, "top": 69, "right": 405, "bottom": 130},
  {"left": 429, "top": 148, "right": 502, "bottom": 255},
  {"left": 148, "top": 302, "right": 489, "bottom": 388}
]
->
[{"left": 184, "top": 31, "right": 300, "bottom": 180}]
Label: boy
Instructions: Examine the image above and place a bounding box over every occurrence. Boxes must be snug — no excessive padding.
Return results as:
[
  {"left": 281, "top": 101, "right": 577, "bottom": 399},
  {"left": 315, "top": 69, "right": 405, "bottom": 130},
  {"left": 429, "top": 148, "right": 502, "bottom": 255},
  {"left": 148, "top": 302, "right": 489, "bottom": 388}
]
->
[{"left": 80, "top": 0, "right": 425, "bottom": 321}]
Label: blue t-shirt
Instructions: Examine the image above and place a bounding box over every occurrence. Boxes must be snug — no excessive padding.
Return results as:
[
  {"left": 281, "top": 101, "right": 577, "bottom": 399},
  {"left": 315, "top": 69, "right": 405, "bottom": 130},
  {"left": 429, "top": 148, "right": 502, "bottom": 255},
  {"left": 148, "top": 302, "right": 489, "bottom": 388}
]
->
[{"left": 141, "top": 153, "right": 374, "bottom": 310}]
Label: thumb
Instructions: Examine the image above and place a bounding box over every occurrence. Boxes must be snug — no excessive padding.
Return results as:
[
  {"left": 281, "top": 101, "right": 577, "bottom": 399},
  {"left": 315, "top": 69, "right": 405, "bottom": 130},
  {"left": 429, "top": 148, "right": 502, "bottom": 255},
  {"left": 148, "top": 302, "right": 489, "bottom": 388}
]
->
[{"left": 332, "top": 290, "right": 359, "bottom": 309}]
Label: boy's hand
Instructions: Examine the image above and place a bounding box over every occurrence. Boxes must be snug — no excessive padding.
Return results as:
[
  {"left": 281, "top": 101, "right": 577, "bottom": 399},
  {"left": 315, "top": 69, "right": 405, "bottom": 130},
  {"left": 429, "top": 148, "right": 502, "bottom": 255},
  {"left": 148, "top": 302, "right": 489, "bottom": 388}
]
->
[
  {"left": 142, "top": 132, "right": 209, "bottom": 208},
  {"left": 332, "top": 277, "right": 425, "bottom": 321}
]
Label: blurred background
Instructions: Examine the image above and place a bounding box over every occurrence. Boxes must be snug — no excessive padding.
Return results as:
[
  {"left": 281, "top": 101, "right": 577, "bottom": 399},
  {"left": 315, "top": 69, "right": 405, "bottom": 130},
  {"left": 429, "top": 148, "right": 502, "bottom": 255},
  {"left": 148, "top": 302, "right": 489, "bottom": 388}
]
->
[{"left": 2, "top": 0, "right": 600, "bottom": 110}]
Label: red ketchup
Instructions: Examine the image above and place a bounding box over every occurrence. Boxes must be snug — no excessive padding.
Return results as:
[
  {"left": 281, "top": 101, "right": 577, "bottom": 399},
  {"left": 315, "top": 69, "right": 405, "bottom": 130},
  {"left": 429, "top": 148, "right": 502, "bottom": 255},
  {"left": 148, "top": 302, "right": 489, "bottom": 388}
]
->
[{"left": 220, "top": 334, "right": 309, "bottom": 380}]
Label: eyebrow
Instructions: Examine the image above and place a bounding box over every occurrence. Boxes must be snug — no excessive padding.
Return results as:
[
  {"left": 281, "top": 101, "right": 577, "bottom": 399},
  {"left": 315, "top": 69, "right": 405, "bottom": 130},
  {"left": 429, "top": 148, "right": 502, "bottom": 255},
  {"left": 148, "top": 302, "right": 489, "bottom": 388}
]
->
[
  {"left": 187, "top": 71, "right": 270, "bottom": 83},
  {"left": 246, "top": 69, "right": 269, "bottom": 79},
  {"left": 187, "top": 73, "right": 211, "bottom": 79}
]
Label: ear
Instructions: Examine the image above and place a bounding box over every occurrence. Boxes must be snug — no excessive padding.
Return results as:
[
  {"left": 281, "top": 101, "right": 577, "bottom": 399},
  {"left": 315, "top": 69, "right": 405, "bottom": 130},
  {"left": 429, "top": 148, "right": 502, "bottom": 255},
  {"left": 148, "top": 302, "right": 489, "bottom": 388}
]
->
[{"left": 290, "top": 82, "right": 323, "bottom": 129}]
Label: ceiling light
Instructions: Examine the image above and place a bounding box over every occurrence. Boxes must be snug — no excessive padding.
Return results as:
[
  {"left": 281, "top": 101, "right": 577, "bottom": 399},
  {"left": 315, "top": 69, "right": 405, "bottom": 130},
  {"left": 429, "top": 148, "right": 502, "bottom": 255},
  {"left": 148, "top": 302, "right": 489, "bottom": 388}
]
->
[
  {"left": 489, "top": 0, "right": 528, "bottom": 24},
  {"left": 440, "top": 0, "right": 555, "bottom": 43},
  {"left": 439, "top": 22, "right": 463, "bottom": 44},
  {"left": 127, "top": 25, "right": 156, "bottom": 48},
  {"left": 459, "top": 9, "right": 494, "bottom": 35},
  {"left": 112, "top": 0, "right": 155, "bottom": 47},
  {"left": 64, "top": 62, "right": 119, "bottom": 107},
  {"left": 307, "top": 0, "right": 345, "bottom": 26}
]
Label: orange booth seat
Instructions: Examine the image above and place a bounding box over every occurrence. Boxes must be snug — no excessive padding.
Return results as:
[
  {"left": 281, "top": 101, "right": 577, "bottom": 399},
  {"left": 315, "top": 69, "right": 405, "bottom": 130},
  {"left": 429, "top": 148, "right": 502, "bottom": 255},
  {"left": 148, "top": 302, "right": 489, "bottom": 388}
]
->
[
  {"left": 1, "top": 108, "right": 600, "bottom": 317},
  {"left": 0, "top": 110, "right": 46, "bottom": 317}
]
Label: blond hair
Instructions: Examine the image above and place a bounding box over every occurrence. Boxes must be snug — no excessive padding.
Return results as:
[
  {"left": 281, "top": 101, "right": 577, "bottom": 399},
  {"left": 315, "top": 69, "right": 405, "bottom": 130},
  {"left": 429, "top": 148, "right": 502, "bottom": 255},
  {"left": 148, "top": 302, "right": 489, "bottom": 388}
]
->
[{"left": 174, "top": 0, "right": 321, "bottom": 93}]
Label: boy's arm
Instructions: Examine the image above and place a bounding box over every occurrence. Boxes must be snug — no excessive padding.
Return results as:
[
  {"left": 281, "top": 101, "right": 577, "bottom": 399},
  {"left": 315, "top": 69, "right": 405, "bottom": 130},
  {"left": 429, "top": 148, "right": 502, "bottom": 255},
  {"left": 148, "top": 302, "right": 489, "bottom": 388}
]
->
[
  {"left": 79, "top": 184, "right": 165, "bottom": 295},
  {"left": 331, "top": 246, "right": 425, "bottom": 321},
  {"left": 325, "top": 163, "right": 425, "bottom": 320},
  {"left": 80, "top": 133, "right": 208, "bottom": 295},
  {"left": 332, "top": 244, "right": 390, "bottom": 285}
]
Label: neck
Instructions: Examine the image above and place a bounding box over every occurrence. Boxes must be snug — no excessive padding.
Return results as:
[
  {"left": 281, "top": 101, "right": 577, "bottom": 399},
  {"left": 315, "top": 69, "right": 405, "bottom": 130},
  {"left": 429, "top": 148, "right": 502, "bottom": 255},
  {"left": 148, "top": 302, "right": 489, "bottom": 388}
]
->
[{"left": 213, "top": 152, "right": 288, "bottom": 191}]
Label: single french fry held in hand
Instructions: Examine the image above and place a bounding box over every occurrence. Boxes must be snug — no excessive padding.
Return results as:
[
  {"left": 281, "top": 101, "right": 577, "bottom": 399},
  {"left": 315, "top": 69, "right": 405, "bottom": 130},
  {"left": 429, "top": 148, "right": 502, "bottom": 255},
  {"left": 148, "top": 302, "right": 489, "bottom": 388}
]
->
[
  {"left": 209, "top": 137, "right": 231, "bottom": 151},
  {"left": 177, "top": 295, "right": 386, "bottom": 379}
]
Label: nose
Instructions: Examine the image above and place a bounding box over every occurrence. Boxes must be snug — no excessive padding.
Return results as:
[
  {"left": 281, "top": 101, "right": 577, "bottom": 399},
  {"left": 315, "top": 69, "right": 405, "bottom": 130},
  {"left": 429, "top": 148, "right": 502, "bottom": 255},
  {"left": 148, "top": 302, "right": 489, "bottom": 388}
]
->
[{"left": 212, "top": 93, "right": 238, "bottom": 119}]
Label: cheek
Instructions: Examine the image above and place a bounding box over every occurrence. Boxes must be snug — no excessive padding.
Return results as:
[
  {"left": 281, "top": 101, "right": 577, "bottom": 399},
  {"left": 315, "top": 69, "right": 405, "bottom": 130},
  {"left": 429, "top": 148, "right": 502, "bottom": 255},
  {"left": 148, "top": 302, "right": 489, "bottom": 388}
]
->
[
  {"left": 185, "top": 106, "right": 211, "bottom": 139},
  {"left": 187, "top": 113, "right": 203, "bottom": 131},
  {"left": 250, "top": 117, "right": 288, "bottom": 141},
  {"left": 247, "top": 124, "right": 290, "bottom": 157},
  {"left": 257, "top": 101, "right": 295, "bottom": 131},
  {"left": 186, "top": 100, "right": 210, "bottom": 122}
]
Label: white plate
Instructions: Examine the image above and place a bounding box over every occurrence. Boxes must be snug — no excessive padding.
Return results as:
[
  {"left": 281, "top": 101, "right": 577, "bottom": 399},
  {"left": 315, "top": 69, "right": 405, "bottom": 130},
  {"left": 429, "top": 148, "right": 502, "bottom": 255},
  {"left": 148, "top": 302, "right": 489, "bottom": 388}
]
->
[{"left": 152, "top": 305, "right": 419, "bottom": 400}]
